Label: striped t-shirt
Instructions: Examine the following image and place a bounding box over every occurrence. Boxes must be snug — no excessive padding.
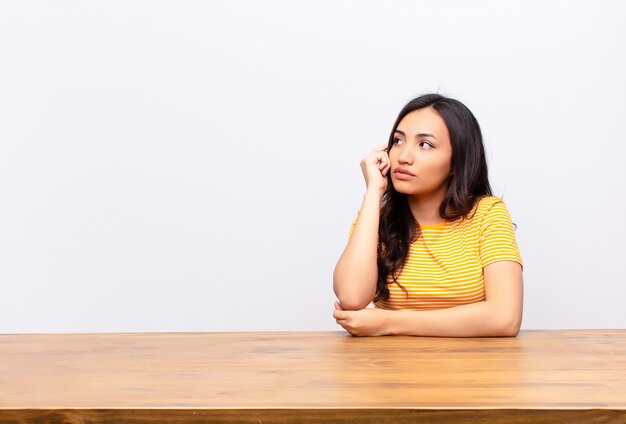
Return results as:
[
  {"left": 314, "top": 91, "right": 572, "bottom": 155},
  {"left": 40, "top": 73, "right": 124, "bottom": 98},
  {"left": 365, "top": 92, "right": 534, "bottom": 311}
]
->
[{"left": 347, "top": 195, "right": 523, "bottom": 311}]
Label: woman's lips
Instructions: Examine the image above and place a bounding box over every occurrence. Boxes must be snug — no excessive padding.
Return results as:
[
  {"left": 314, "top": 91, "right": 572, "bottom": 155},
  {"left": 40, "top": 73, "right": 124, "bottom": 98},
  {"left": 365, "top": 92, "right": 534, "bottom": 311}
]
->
[{"left": 393, "top": 170, "right": 414, "bottom": 180}]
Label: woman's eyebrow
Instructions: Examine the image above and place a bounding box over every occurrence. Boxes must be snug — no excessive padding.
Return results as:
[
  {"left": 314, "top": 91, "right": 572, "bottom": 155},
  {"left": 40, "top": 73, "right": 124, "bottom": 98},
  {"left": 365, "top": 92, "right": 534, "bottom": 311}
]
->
[{"left": 394, "top": 129, "right": 437, "bottom": 140}]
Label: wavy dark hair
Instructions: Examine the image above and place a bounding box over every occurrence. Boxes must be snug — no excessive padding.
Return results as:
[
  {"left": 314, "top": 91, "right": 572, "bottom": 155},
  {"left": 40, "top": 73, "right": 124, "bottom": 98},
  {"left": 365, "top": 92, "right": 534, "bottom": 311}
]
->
[{"left": 375, "top": 93, "right": 493, "bottom": 303}]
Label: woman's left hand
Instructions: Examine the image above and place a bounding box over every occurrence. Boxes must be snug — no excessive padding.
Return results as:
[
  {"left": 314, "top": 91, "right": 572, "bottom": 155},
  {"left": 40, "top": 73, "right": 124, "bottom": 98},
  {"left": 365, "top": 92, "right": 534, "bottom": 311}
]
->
[{"left": 333, "top": 301, "right": 391, "bottom": 337}]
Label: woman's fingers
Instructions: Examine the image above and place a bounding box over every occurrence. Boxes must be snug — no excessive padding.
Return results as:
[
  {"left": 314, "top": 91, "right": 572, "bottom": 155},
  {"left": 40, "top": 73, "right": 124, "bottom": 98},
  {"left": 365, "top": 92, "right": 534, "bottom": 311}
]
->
[
  {"left": 336, "top": 319, "right": 348, "bottom": 331},
  {"left": 376, "top": 151, "right": 390, "bottom": 174},
  {"left": 374, "top": 144, "right": 388, "bottom": 151},
  {"left": 335, "top": 318, "right": 354, "bottom": 335},
  {"left": 381, "top": 151, "right": 390, "bottom": 175},
  {"left": 333, "top": 308, "right": 346, "bottom": 320},
  {"left": 360, "top": 144, "right": 390, "bottom": 193},
  {"left": 373, "top": 145, "right": 388, "bottom": 163},
  {"left": 377, "top": 150, "right": 389, "bottom": 166}
]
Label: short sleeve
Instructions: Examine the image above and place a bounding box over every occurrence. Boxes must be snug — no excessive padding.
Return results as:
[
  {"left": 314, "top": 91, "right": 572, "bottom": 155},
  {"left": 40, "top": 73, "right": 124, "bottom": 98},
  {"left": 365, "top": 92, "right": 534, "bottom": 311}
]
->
[
  {"left": 479, "top": 199, "right": 524, "bottom": 270},
  {"left": 347, "top": 211, "right": 359, "bottom": 240}
]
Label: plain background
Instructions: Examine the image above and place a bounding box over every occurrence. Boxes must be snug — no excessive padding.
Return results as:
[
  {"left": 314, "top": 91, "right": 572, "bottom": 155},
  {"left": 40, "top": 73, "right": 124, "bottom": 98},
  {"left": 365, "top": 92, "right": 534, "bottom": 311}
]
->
[{"left": 0, "top": 1, "right": 624, "bottom": 333}]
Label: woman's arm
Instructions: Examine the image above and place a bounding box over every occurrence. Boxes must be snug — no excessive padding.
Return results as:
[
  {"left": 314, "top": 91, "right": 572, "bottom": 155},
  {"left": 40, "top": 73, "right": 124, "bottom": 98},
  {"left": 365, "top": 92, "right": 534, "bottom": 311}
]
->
[
  {"left": 332, "top": 188, "right": 383, "bottom": 310},
  {"left": 385, "top": 261, "right": 524, "bottom": 337},
  {"left": 333, "top": 261, "right": 523, "bottom": 337}
]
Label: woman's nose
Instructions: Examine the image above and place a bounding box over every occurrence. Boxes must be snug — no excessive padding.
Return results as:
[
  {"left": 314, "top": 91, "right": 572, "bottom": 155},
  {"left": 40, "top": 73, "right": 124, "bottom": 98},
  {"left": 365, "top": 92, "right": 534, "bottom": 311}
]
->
[{"left": 397, "top": 146, "right": 413, "bottom": 165}]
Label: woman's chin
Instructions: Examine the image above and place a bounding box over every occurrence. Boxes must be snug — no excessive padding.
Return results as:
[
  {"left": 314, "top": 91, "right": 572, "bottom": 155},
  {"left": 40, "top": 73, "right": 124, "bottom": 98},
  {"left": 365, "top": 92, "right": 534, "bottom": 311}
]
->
[{"left": 391, "top": 183, "right": 417, "bottom": 195}]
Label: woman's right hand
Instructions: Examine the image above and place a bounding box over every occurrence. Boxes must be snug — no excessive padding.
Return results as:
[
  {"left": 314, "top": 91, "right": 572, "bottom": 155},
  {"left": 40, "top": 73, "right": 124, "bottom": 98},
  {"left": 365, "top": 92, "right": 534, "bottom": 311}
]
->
[{"left": 360, "top": 144, "right": 390, "bottom": 193}]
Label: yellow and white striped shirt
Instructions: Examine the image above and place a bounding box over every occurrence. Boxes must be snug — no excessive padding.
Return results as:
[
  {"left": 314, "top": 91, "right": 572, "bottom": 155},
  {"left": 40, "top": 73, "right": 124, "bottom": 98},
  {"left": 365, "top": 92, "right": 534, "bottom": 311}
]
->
[{"left": 347, "top": 195, "right": 523, "bottom": 310}]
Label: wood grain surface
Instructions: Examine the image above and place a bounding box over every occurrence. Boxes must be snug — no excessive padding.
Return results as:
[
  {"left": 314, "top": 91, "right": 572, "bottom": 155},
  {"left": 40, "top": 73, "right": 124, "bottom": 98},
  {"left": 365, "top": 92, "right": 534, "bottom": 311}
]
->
[{"left": 0, "top": 329, "right": 624, "bottom": 423}]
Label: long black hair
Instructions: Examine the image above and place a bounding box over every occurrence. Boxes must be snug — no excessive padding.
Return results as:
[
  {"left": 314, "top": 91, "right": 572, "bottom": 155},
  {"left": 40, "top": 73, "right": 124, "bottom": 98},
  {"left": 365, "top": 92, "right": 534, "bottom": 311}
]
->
[{"left": 375, "top": 93, "right": 493, "bottom": 303}]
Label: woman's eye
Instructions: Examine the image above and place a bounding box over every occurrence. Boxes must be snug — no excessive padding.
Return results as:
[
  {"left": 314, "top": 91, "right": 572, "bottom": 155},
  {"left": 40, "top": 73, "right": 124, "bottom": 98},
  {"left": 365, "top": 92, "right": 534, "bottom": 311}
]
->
[{"left": 393, "top": 138, "right": 432, "bottom": 149}]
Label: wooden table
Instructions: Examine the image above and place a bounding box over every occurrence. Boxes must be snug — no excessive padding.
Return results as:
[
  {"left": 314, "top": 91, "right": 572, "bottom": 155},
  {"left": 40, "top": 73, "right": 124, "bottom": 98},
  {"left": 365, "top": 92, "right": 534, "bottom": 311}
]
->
[{"left": 1, "top": 330, "right": 625, "bottom": 423}]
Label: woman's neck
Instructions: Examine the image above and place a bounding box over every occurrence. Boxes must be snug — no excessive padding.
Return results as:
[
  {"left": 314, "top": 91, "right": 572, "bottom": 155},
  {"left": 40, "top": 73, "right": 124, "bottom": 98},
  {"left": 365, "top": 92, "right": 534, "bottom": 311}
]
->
[{"left": 407, "top": 191, "right": 447, "bottom": 225}]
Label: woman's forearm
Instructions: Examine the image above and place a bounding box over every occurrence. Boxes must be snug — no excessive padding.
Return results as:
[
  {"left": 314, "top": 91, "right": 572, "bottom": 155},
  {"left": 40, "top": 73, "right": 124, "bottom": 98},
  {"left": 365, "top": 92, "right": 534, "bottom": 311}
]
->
[
  {"left": 385, "top": 301, "right": 518, "bottom": 337},
  {"left": 333, "top": 188, "right": 383, "bottom": 310}
]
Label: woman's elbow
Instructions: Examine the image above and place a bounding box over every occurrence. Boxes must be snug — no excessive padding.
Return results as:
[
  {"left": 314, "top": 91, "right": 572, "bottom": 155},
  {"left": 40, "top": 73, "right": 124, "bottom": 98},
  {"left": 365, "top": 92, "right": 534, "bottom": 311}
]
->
[
  {"left": 501, "top": 326, "right": 520, "bottom": 337},
  {"left": 337, "top": 297, "right": 372, "bottom": 311},
  {"left": 334, "top": 284, "right": 373, "bottom": 310},
  {"left": 501, "top": 318, "right": 522, "bottom": 337},
  {"left": 333, "top": 275, "right": 375, "bottom": 310}
]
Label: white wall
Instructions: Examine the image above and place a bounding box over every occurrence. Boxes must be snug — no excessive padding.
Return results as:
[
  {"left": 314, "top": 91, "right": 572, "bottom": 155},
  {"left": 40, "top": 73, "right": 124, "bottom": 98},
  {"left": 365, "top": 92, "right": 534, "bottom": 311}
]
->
[{"left": 0, "top": 0, "right": 624, "bottom": 333}]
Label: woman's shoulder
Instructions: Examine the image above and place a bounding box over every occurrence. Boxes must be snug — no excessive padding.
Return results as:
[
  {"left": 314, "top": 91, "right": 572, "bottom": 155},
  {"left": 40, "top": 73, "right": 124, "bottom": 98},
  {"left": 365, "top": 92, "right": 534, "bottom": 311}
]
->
[
  {"left": 466, "top": 195, "right": 508, "bottom": 221},
  {"left": 476, "top": 194, "right": 504, "bottom": 210},
  {"left": 471, "top": 195, "right": 517, "bottom": 226}
]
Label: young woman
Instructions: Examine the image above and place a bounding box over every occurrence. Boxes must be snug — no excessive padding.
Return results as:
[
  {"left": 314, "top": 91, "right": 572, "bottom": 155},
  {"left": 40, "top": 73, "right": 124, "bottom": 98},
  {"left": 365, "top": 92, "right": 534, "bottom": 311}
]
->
[{"left": 332, "top": 93, "right": 524, "bottom": 338}]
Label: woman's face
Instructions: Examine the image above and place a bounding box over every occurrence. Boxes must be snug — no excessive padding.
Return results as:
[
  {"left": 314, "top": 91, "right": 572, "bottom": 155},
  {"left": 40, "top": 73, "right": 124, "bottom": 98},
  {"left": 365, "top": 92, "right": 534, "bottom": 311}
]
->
[{"left": 388, "top": 107, "right": 453, "bottom": 197}]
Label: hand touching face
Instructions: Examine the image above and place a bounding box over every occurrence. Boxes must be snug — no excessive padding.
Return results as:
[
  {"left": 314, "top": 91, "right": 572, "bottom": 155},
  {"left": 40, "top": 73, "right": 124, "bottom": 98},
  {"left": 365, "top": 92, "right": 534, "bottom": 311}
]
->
[{"left": 360, "top": 144, "right": 391, "bottom": 193}]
